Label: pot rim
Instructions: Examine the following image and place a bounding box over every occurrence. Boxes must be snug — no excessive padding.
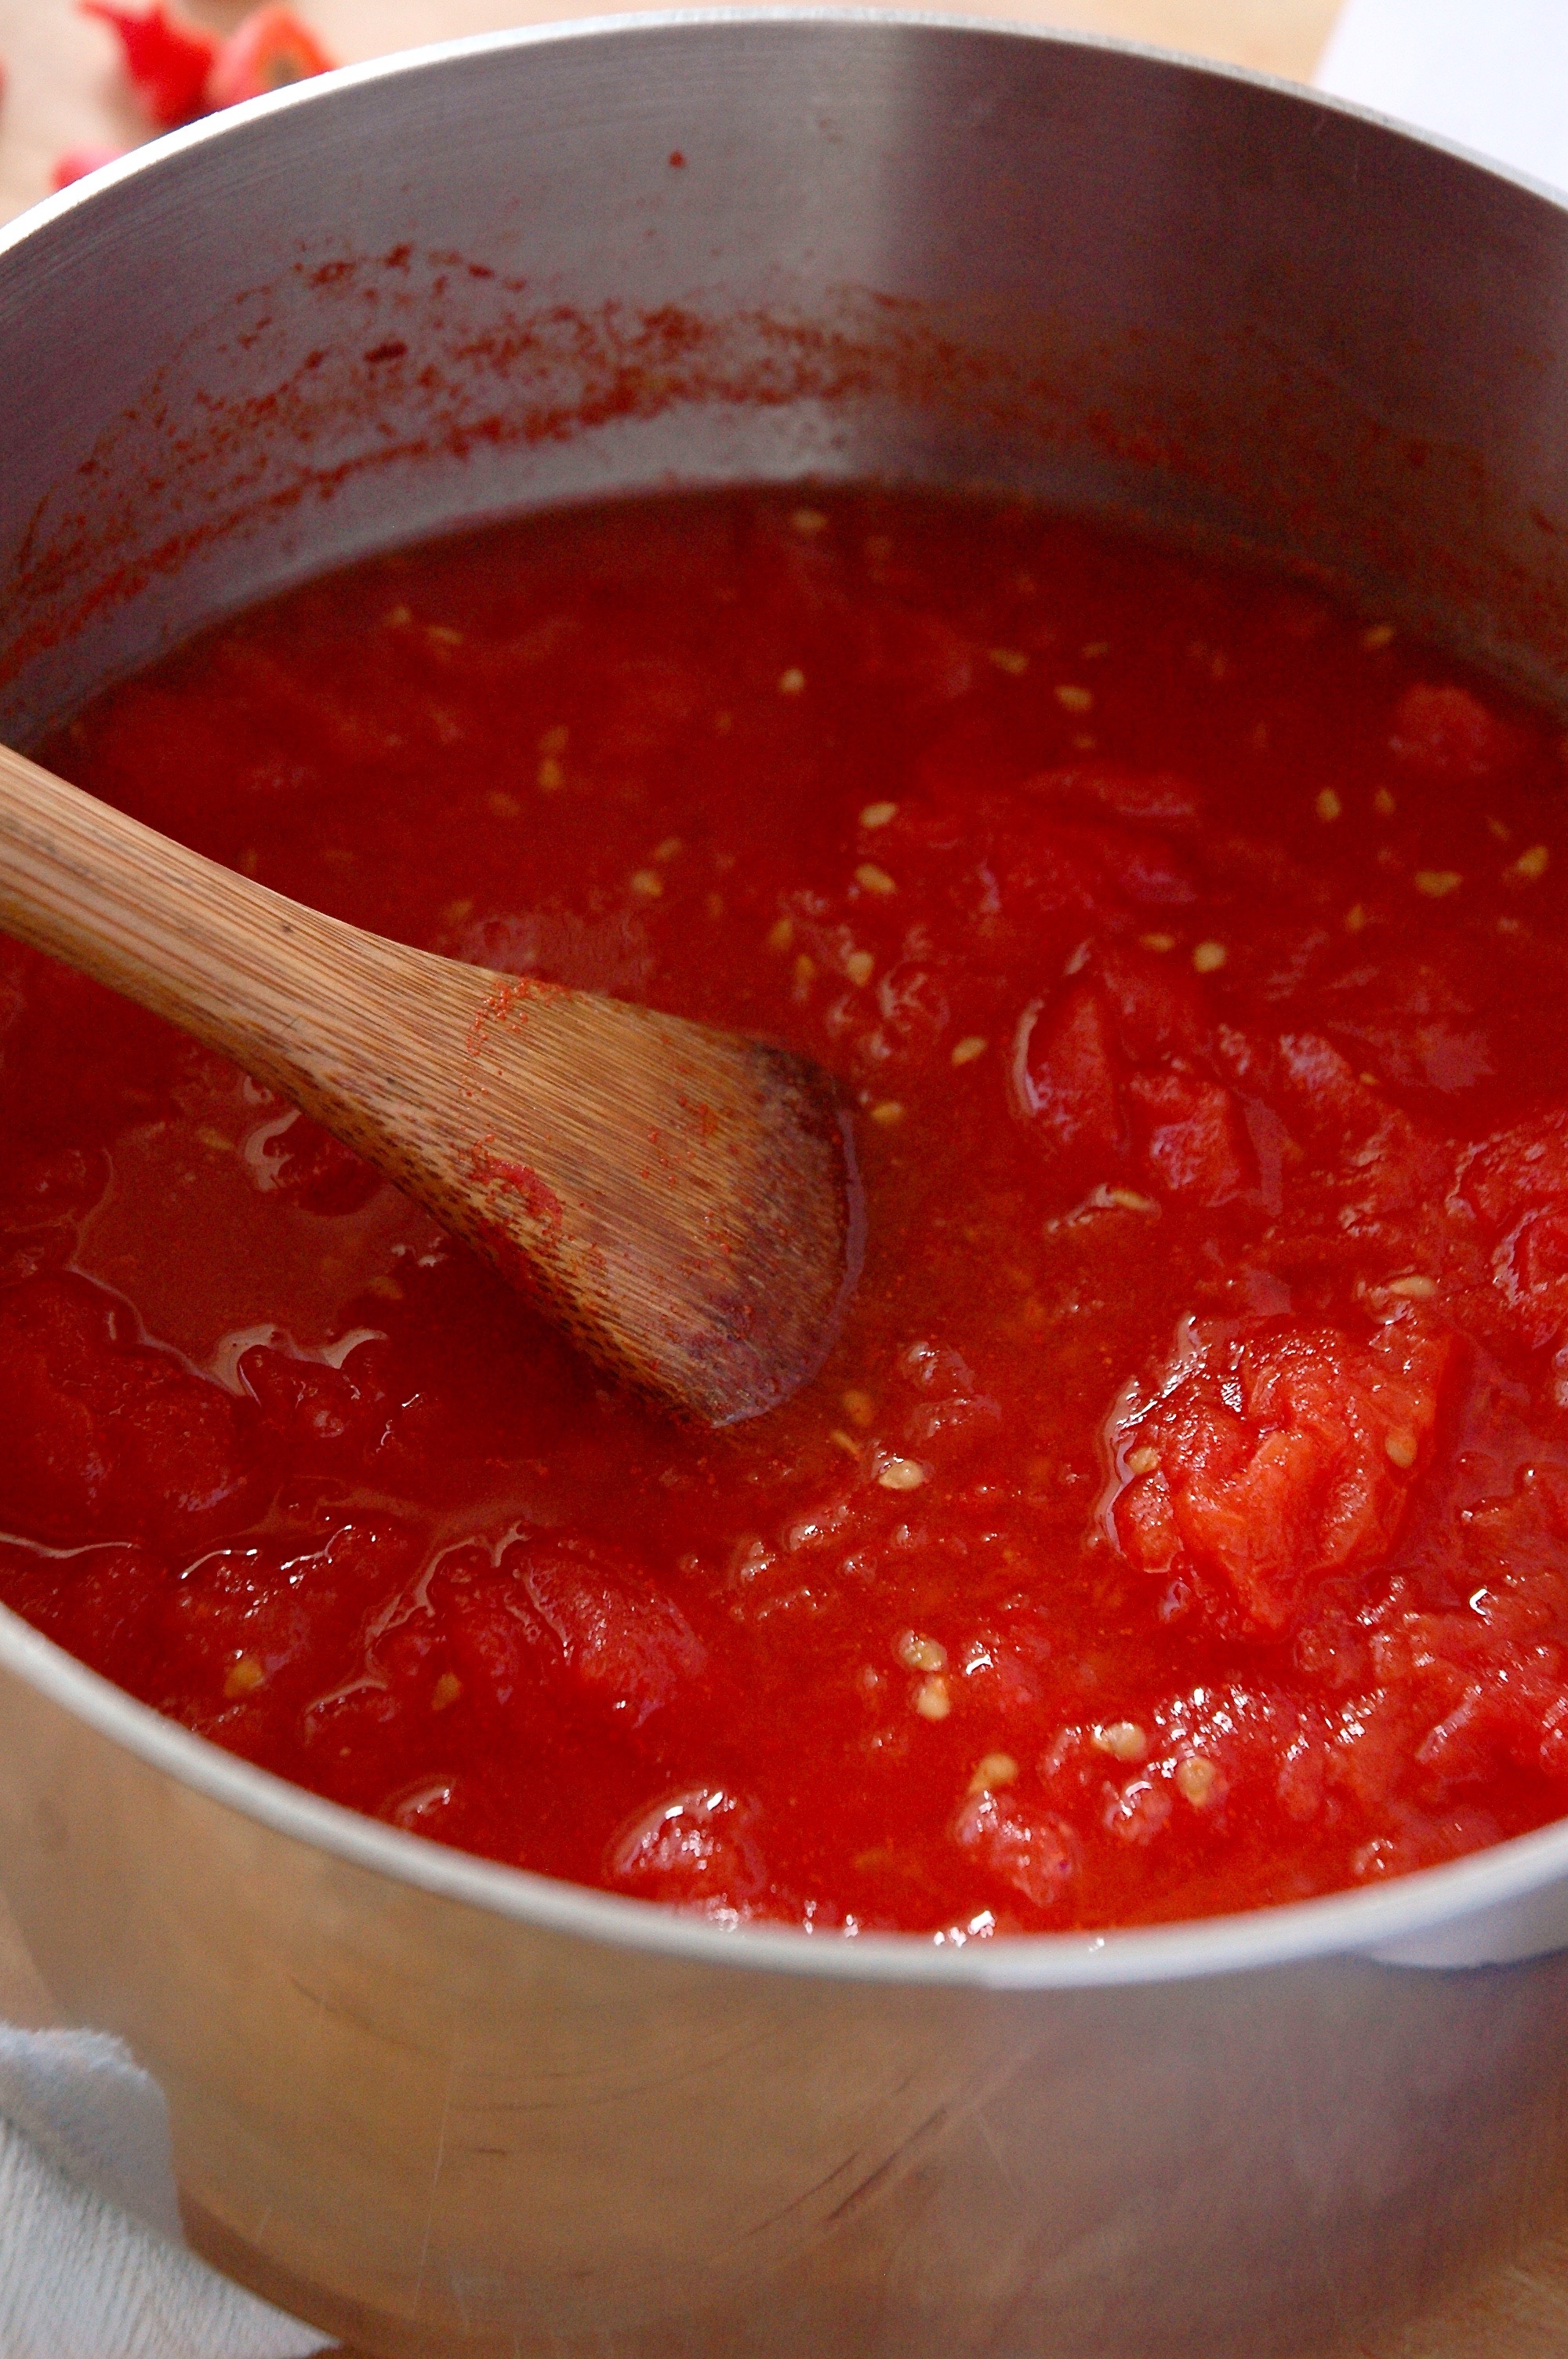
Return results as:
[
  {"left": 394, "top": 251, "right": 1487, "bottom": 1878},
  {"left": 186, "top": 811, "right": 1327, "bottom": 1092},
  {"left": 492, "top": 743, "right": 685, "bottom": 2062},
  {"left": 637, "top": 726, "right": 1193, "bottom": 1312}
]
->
[
  {"left": 6, "top": 5, "right": 1568, "bottom": 1993},
  {"left": 10, "top": 0, "right": 1568, "bottom": 256}
]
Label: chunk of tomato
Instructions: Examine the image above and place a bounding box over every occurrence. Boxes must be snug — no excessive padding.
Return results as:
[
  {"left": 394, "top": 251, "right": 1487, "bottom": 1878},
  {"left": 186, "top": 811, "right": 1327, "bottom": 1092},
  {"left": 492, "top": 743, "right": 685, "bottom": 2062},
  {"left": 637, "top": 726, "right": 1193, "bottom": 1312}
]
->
[{"left": 1112, "top": 1315, "right": 1453, "bottom": 1632}]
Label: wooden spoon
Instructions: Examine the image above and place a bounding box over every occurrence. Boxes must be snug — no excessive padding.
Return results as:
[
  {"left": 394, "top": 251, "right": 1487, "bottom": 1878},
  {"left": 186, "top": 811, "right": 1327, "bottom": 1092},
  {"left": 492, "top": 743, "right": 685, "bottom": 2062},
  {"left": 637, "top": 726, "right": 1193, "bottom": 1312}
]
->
[{"left": 0, "top": 741, "right": 862, "bottom": 1426}]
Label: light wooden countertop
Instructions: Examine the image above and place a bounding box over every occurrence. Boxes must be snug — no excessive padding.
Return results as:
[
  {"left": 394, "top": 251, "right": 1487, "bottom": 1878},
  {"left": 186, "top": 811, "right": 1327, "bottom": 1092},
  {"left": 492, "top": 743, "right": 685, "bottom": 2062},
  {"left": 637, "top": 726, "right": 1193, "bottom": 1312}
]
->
[{"left": 3, "top": 2, "right": 1568, "bottom": 2351}]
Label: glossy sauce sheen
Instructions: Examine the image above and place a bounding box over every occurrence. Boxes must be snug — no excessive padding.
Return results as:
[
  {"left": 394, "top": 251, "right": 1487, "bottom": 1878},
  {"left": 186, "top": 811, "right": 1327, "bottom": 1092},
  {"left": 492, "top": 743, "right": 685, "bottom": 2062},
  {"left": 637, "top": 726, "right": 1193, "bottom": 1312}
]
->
[{"left": 6, "top": 489, "right": 1568, "bottom": 1939}]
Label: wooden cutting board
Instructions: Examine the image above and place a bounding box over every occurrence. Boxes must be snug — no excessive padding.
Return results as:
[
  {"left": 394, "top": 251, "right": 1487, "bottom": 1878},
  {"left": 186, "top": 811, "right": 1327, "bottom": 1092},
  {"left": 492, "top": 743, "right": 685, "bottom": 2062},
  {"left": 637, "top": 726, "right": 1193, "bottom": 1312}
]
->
[{"left": 3, "top": 1, "right": 1568, "bottom": 2350}]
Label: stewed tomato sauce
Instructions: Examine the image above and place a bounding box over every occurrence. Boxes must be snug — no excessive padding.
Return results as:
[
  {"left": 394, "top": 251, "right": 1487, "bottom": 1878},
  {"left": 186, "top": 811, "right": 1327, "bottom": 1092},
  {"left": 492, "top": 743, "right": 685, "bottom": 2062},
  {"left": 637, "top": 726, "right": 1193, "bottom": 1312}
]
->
[{"left": 7, "top": 488, "right": 1568, "bottom": 1937}]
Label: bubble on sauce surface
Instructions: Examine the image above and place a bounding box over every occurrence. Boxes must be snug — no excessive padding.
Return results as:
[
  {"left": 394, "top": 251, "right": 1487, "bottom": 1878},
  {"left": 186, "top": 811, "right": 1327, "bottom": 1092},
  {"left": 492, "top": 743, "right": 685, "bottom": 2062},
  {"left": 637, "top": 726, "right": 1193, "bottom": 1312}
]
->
[
  {"left": 952, "top": 1788, "right": 1080, "bottom": 1912},
  {"left": 607, "top": 1785, "right": 768, "bottom": 1921}
]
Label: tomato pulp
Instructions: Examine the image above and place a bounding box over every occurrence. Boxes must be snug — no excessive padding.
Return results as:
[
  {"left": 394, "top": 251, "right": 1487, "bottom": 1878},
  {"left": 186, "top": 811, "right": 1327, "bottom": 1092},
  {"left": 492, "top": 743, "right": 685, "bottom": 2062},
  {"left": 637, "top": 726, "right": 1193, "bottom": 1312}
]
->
[{"left": 6, "top": 489, "right": 1568, "bottom": 1939}]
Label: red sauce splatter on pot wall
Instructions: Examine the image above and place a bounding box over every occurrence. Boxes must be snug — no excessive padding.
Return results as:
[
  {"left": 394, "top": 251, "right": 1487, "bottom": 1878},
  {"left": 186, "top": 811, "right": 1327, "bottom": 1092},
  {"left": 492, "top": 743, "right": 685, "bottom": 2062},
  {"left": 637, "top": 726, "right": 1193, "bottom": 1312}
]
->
[{"left": 7, "top": 486, "right": 1568, "bottom": 1937}]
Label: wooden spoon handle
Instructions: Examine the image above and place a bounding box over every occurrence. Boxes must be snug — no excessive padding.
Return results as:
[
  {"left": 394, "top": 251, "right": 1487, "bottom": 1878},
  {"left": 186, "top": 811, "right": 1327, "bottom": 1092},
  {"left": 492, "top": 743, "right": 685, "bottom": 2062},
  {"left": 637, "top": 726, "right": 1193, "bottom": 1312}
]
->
[{"left": 0, "top": 736, "right": 400, "bottom": 1105}]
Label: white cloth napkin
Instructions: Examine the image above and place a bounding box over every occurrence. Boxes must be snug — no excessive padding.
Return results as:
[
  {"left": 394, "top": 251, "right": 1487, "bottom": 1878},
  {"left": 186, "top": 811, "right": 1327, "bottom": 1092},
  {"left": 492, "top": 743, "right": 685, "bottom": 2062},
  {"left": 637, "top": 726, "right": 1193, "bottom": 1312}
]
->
[
  {"left": 1318, "top": 0, "right": 1568, "bottom": 195},
  {"left": 0, "top": 2025, "right": 331, "bottom": 2359}
]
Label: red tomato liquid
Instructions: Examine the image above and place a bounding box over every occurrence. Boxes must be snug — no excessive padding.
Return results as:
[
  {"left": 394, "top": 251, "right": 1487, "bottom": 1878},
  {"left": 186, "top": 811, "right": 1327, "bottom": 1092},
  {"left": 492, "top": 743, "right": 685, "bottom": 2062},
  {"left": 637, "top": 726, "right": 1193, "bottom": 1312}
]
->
[{"left": 6, "top": 487, "right": 1568, "bottom": 1938}]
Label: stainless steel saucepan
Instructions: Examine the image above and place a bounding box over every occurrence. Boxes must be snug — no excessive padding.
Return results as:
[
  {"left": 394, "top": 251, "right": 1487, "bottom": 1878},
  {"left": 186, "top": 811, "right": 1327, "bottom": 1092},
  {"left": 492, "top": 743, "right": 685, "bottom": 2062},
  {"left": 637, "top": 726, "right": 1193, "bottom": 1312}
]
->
[{"left": 5, "top": 17, "right": 1568, "bottom": 2354}]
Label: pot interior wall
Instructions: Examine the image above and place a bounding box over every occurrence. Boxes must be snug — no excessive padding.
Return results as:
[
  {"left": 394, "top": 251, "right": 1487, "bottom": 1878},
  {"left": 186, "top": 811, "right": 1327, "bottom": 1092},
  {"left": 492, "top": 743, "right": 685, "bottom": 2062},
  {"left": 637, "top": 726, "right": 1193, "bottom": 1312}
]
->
[{"left": 6, "top": 19, "right": 1568, "bottom": 745}]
